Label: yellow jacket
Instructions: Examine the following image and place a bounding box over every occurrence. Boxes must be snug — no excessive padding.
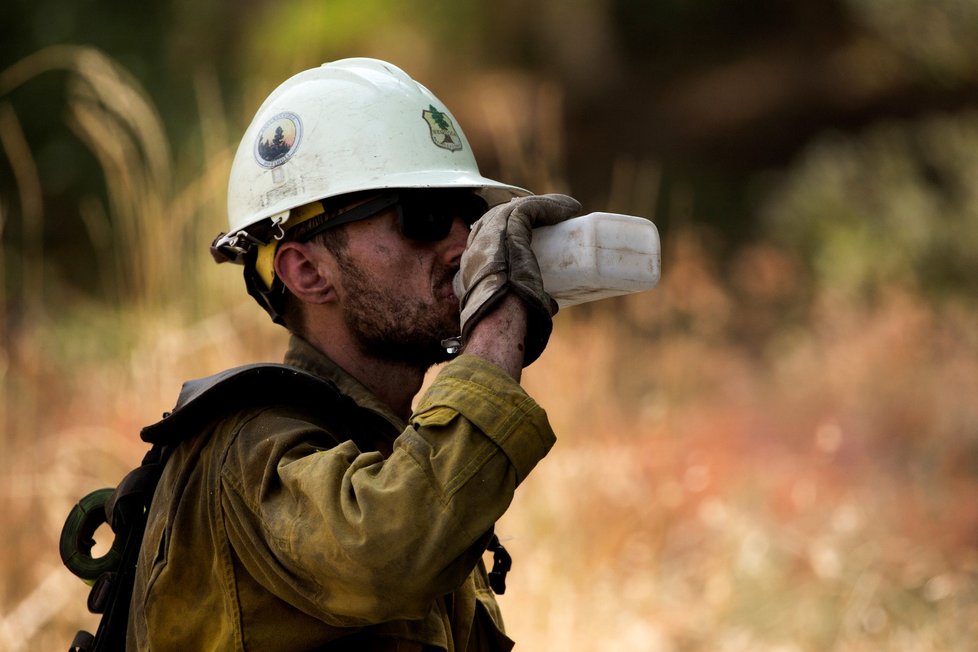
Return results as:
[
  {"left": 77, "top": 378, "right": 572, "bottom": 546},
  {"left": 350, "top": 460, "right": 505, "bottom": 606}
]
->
[{"left": 127, "top": 336, "right": 555, "bottom": 651}]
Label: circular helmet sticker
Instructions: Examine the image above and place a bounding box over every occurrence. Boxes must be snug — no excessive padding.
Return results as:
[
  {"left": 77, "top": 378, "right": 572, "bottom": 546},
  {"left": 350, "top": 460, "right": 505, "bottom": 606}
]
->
[{"left": 254, "top": 112, "right": 302, "bottom": 168}]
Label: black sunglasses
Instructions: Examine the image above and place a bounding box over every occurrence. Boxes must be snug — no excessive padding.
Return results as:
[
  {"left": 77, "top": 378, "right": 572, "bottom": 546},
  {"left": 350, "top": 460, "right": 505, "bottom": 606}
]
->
[{"left": 297, "top": 190, "right": 488, "bottom": 244}]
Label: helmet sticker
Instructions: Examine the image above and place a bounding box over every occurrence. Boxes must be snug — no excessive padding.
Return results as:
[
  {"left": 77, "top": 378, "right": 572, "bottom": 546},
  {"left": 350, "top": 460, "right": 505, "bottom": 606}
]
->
[
  {"left": 254, "top": 112, "right": 303, "bottom": 168},
  {"left": 422, "top": 105, "right": 463, "bottom": 152}
]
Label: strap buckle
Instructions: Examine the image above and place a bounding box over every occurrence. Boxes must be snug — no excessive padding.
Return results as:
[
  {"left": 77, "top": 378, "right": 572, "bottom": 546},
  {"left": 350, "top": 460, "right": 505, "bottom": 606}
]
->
[{"left": 487, "top": 534, "right": 512, "bottom": 595}]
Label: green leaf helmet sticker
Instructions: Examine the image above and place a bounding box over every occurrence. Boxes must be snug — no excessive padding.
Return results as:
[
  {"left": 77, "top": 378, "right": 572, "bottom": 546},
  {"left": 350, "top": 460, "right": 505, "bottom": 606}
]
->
[
  {"left": 254, "top": 112, "right": 303, "bottom": 168},
  {"left": 422, "top": 105, "right": 463, "bottom": 152}
]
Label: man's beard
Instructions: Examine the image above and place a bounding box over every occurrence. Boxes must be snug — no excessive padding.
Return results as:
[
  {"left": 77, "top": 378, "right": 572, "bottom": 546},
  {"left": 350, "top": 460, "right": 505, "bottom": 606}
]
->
[{"left": 335, "top": 252, "right": 459, "bottom": 369}]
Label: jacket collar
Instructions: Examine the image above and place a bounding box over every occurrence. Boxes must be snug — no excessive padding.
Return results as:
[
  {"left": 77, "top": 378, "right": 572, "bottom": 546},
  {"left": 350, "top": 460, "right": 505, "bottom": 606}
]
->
[{"left": 282, "top": 334, "right": 406, "bottom": 433}]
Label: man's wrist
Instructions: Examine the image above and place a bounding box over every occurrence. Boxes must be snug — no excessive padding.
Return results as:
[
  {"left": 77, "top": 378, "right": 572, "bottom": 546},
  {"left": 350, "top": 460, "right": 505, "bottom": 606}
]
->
[{"left": 460, "top": 294, "right": 528, "bottom": 381}]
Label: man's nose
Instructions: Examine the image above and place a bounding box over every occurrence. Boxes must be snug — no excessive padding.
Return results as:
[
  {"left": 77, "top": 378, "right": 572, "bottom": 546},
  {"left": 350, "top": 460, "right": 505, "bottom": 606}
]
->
[{"left": 441, "top": 216, "right": 470, "bottom": 264}]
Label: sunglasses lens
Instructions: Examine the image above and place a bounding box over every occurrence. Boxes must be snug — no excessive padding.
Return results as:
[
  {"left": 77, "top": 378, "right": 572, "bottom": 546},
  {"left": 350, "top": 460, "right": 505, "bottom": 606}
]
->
[
  {"left": 403, "top": 208, "right": 453, "bottom": 241},
  {"left": 400, "top": 193, "right": 487, "bottom": 241}
]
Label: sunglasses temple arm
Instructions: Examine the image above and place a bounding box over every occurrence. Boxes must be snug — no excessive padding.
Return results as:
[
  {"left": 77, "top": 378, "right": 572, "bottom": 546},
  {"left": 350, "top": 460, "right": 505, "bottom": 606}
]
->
[{"left": 297, "top": 192, "right": 401, "bottom": 242}]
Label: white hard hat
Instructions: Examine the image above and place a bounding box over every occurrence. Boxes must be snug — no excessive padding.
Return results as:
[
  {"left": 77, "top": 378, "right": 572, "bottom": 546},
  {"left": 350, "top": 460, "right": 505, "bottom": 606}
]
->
[{"left": 215, "top": 57, "right": 528, "bottom": 264}]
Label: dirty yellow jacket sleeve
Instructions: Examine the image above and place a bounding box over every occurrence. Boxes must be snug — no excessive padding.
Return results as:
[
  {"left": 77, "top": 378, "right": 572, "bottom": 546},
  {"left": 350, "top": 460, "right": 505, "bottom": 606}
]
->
[{"left": 220, "top": 354, "right": 553, "bottom": 625}]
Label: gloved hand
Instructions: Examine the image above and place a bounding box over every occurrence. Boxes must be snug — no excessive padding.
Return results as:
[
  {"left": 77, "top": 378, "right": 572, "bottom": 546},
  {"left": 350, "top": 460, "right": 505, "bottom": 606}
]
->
[{"left": 454, "top": 193, "right": 582, "bottom": 366}]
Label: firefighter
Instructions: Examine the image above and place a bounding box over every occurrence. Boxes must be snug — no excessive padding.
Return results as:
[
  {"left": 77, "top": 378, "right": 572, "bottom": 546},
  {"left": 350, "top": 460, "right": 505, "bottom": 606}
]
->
[{"left": 129, "top": 58, "right": 580, "bottom": 650}]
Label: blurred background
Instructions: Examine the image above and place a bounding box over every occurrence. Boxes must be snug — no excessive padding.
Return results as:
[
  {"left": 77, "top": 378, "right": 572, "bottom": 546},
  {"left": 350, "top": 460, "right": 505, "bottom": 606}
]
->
[{"left": 2, "top": 1, "right": 977, "bottom": 650}]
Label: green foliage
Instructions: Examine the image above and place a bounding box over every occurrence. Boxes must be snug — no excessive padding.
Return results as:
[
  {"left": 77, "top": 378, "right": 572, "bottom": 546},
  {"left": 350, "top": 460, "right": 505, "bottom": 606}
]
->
[
  {"left": 845, "top": 0, "right": 978, "bottom": 82},
  {"left": 237, "top": 0, "right": 405, "bottom": 81},
  {"left": 761, "top": 112, "right": 978, "bottom": 301}
]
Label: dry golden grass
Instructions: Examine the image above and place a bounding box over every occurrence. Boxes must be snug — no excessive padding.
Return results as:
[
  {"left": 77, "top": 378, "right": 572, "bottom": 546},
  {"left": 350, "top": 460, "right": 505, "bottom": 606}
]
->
[{"left": 1, "top": 47, "right": 976, "bottom": 652}]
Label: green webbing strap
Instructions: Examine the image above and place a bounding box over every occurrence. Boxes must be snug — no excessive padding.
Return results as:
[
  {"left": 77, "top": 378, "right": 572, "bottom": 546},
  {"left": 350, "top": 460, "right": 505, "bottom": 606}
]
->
[{"left": 59, "top": 488, "right": 121, "bottom": 583}]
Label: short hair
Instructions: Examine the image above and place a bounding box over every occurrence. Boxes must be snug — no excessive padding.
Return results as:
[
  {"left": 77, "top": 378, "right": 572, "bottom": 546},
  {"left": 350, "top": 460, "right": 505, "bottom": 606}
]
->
[{"left": 276, "top": 194, "right": 366, "bottom": 333}]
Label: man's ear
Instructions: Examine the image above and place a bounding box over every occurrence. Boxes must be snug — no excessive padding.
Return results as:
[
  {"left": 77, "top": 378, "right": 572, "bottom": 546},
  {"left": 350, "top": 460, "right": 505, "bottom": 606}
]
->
[{"left": 274, "top": 242, "right": 337, "bottom": 304}]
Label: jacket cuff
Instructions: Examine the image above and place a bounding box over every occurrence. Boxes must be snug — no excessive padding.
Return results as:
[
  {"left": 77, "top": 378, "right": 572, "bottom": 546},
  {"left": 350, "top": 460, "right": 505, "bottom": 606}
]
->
[{"left": 413, "top": 354, "right": 555, "bottom": 483}]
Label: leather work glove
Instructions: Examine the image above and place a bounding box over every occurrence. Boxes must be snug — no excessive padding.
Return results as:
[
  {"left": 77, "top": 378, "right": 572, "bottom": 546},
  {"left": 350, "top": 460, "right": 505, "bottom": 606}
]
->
[{"left": 454, "top": 193, "right": 582, "bottom": 366}]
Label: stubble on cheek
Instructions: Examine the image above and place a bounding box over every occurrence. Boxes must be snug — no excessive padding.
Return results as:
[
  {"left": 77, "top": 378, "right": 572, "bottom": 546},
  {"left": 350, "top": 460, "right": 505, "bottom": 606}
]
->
[{"left": 336, "top": 253, "right": 460, "bottom": 366}]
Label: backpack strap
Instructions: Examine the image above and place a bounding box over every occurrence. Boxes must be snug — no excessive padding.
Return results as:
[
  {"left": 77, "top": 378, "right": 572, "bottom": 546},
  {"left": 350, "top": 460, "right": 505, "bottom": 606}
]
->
[
  {"left": 141, "top": 363, "right": 348, "bottom": 445},
  {"left": 63, "top": 363, "right": 344, "bottom": 652}
]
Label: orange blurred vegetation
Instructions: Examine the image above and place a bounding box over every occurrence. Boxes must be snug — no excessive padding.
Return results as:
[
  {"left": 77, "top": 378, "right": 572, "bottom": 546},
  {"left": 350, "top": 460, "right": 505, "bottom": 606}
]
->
[{"left": 502, "top": 229, "right": 978, "bottom": 650}]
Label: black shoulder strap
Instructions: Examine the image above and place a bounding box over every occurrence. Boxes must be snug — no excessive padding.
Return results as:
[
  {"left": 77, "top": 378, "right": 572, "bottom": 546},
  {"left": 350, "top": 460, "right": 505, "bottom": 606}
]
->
[
  {"left": 64, "top": 363, "right": 344, "bottom": 652},
  {"left": 141, "top": 362, "right": 346, "bottom": 445}
]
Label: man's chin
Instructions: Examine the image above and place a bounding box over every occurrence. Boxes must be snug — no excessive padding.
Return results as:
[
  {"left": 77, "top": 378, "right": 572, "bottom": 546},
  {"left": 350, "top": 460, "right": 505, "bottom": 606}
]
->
[{"left": 356, "top": 332, "right": 456, "bottom": 370}]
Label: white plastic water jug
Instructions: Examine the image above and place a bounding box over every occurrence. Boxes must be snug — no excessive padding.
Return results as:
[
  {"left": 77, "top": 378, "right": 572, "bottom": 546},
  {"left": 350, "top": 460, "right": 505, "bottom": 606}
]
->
[{"left": 531, "top": 212, "right": 660, "bottom": 308}]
